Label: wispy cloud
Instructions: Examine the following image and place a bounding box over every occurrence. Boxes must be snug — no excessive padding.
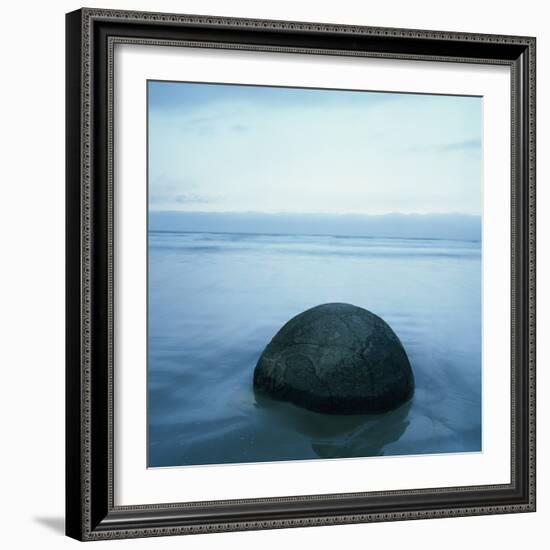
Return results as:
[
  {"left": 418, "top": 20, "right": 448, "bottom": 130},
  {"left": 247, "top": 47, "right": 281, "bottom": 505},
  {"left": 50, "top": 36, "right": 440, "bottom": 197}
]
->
[
  {"left": 149, "top": 176, "right": 221, "bottom": 206},
  {"left": 172, "top": 193, "right": 219, "bottom": 205},
  {"left": 231, "top": 124, "right": 248, "bottom": 133},
  {"left": 407, "top": 138, "right": 481, "bottom": 154}
]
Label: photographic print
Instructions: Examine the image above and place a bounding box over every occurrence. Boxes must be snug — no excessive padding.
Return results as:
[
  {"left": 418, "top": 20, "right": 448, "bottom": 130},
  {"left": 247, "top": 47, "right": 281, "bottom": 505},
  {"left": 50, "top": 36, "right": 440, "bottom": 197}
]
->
[
  {"left": 147, "top": 80, "right": 482, "bottom": 468},
  {"left": 66, "top": 10, "right": 536, "bottom": 539}
]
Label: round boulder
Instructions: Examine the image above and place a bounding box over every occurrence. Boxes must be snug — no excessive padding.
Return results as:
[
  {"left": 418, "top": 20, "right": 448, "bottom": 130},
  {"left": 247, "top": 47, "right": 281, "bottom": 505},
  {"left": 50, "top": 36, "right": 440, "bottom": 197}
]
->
[{"left": 253, "top": 303, "right": 414, "bottom": 414}]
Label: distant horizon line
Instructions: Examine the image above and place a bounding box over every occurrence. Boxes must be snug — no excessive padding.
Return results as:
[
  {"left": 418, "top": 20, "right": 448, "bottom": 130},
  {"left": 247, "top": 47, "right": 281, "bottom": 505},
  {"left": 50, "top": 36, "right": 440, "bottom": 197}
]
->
[{"left": 149, "top": 210, "right": 481, "bottom": 241}]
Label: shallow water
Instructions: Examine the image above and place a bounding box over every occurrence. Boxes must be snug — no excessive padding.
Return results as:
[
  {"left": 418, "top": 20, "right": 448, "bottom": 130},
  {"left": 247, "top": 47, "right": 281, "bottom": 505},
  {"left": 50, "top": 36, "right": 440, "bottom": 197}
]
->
[{"left": 148, "top": 231, "right": 481, "bottom": 467}]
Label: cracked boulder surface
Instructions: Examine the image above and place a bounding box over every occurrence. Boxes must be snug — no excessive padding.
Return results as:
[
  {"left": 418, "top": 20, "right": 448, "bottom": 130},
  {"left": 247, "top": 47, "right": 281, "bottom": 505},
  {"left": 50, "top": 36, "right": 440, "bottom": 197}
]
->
[{"left": 253, "top": 303, "right": 414, "bottom": 414}]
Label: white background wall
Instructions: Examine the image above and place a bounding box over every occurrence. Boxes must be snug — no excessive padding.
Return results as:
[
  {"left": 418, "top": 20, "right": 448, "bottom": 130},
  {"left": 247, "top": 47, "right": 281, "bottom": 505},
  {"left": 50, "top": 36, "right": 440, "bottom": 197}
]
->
[{"left": 0, "top": 0, "right": 546, "bottom": 548}]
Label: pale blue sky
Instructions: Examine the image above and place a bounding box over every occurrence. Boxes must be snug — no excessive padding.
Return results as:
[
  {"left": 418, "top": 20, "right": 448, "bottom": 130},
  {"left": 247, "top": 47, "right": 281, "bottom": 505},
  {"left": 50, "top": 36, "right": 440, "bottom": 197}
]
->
[{"left": 148, "top": 81, "right": 482, "bottom": 215}]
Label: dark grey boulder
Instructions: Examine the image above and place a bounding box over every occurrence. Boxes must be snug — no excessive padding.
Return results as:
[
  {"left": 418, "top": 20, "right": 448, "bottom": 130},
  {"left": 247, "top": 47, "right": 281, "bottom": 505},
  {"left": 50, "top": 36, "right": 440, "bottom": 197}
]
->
[{"left": 253, "top": 303, "right": 414, "bottom": 414}]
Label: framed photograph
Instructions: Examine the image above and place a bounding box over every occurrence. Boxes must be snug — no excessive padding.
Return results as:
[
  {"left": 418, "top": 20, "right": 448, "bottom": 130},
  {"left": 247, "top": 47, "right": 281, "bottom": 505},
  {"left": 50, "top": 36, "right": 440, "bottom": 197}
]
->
[{"left": 65, "top": 8, "right": 536, "bottom": 541}]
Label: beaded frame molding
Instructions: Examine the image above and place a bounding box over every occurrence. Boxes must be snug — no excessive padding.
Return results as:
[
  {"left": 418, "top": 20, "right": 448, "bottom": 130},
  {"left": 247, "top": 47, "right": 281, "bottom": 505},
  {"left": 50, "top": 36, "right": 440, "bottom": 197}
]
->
[{"left": 66, "top": 7, "right": 536, "bottom": 541}]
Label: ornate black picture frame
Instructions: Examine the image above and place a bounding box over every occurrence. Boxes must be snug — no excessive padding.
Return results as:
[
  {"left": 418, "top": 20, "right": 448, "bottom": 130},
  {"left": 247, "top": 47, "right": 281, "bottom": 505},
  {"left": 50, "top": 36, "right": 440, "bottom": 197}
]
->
[{"left": 66, "top": 7, "right": 536, "bottom": 541}]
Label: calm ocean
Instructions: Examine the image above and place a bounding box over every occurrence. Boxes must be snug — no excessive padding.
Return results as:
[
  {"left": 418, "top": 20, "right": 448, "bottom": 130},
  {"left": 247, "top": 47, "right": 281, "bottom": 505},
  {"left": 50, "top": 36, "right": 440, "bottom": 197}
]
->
[{"left": 147, "top": 231, "right": 481, "bottom": 467}]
